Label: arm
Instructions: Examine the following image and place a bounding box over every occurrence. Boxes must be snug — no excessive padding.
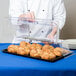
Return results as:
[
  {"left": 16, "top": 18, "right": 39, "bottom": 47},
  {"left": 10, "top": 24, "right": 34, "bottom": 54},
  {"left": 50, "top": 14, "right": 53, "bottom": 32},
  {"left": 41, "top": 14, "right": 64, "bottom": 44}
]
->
[
  {"left": 47, "top": 0, "right": 66, "bottom": 40},
  {"left": 52, "top": 0, "right": 66, "bottom": 30},
  {"left": 47, "top": 26, "right": 57, "bottom": 40}
]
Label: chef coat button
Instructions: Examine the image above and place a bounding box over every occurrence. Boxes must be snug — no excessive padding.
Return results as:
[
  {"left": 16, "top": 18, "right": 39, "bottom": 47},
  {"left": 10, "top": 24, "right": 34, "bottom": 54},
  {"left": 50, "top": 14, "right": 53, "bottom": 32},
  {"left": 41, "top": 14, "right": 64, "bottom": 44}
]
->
[
  {"left": 28, "top": 10, "right": 30, "bottom": 12},
  {"left": 29, "top": 31, "right": 31, "bottom": 33},
  {"left": 37, "top": 22, "right": 38, "bottom": 24},
  {"left": 42, "top": 31, "right": 44, "bottom": 33},
  {"left": 42, "top": 10, "right": 45, "bottom": 11}
]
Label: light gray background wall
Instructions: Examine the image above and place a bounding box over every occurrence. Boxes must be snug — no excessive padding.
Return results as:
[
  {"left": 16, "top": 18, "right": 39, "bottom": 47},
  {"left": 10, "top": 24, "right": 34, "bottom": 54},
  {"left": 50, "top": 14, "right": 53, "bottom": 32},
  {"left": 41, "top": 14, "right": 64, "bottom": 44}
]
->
[
  {"left": 0, "top": 0, "right": 76, "bottom": 43},
  {"left": 0, "top": 0, "right": 16, "bottom": 43},
  {"left": 60, "top": 0, "right": 76, "bottom": 39}
]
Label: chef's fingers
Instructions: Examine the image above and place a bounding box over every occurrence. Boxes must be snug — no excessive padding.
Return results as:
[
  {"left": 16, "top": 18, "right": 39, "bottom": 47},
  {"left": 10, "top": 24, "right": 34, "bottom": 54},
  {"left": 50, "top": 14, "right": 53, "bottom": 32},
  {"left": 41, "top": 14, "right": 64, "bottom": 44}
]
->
[
  {"left": 19, "top": 12, "right": 35, "bottom": 22},
  {"left": 29, "top": 11, "right": 35, "bottom": 22},
  {"left": 42, "top": 41, "right": 54, "bottom": 45},
  {"left": 42, "top": 41, "right": 50, "bottom": 45},
  {"left": 19, "top": 13, "right": 32, "bottom": 21}
]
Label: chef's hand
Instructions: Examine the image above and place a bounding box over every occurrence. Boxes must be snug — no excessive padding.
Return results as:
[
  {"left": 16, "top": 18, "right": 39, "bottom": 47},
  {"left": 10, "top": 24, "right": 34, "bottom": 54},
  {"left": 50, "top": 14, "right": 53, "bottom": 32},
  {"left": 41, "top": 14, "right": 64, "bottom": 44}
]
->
[
  {"left": 47, "top": 33, "right": 54, "bottom": 41},
  {"left": 42, "top": 26, "right": 57, "bottom": 45},
  {"left": 42, "top": 34, "right": 54, "bottom": 45},
  {"left": 19, "top": 11, "right": 35, "bottom": 22}
]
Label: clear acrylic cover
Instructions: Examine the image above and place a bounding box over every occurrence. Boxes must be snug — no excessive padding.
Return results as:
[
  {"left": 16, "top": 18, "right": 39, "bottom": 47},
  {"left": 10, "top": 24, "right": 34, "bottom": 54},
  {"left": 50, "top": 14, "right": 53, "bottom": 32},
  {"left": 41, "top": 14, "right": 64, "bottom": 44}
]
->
[{"left": 0, "top": 17, "right": 60, "bottom": 43}]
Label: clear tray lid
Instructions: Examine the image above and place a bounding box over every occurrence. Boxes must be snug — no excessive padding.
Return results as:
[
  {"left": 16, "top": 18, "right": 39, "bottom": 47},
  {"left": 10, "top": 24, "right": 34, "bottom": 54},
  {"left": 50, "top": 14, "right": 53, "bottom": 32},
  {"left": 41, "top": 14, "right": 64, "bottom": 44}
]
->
[{"left": 0, "top": 17, "right": 60, "bottom": 43}]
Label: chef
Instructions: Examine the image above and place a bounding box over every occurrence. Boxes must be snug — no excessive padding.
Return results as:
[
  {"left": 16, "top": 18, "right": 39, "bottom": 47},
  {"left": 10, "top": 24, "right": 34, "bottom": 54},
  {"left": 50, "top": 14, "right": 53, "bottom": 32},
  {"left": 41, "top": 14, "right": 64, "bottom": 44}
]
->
[{"left": 9, "top": 0, "right": 66, "bottom": 43}]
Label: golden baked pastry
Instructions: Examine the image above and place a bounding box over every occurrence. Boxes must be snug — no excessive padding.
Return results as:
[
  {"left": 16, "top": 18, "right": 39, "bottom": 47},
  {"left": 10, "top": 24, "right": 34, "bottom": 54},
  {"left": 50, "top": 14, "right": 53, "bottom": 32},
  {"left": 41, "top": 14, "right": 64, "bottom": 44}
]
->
[
  {"left": 8, "top": 45, "right": 19, "bottom": 53},
  {"left": 53, "top": 48, "right": 62, "bottom": 56},
  {"left": 27, "top": 43, "right": 31, "bottom": 48},
  {"left": 49, "top": 52, "right": 56, "bottom": 60},
  {"left": 30, "top": 43, "right": 42, "bottom": 50},
  {"left": 36, "top": 49, "right": 42, "bottom": 55},
  {"left": 35, "top": 44, "right": 42, "bottom": 49},
  {"left": 42, "top": 45, "right": 50, "bottom": 50},
  {"left": 14, "top": 45, "right": 19, "bottom": 53},
  {"left": 8, "top": 43, "right": 64, "bottom": 61},
  {"left": 41, "top": 52, "right": 50, "bottom": 60},
  {"left": 58, "top": 48, "right": 69, "bottom": 54},
  {"left": 8, "top": 45, "right": 15, "bottom": 53},
  {"left": 62, "top": 49, "right": 69, "bottom": 54},
  {"left": 49, "top": 46, "right": 54, "bottom": 51},
  {"left": 54, "top": 47, "right": 62, "bottom": 52},
  {"left": 41, "top": 51, "right": 56, "bottom": 60},
  {"left": 30, "top": 43, "right": 36, "bottom": 50},
  {"left": 24, "top": 47, "right": 30, "bottom": 55},
  {"left": 20, "top": 41, "right": 31, "bottom": 48},
  {"left": 43, "top": 49, "right": 52, "bottom": 54},
  {"left": 17, "top": 46, "right": 26, "bottom": 55},
  {"left": 30, "top": 49, "right": 41, "bottom": 58},
  {"left": 54, "top": 47, "right": 69, "bottom": 54},
  {"left": 42, "top": 44, "right": 54, "bottom": 51},
  {"left": 20, "top": 41, "right": 26, "bottom": 47},
  {"left": 17, "top": 46, "right": 31, "bottom": 56}
]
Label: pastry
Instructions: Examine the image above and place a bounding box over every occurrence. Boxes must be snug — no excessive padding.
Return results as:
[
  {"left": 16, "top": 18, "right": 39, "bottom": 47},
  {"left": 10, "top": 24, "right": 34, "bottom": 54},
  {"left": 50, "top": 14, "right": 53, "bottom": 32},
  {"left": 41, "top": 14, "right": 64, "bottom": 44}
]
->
[
  {"left": 30, "top": 43, "right": 36, "bottom": 50},
  {"left": 17, "top": 46, "right": 26, "bottom": 55},
  {"left": 20, "top": 41, "right": 31, "bottom": 48},
  {"left": 49, "top": 52, "right": 56, "bottom": 60},
  {"left": 41, "top": 52, "right": 50, "bottom": 60},
  {"left": 53, "top": 48, "right": 62, "bottom": 56},
  {"left": 24, "top": 47, "right": 30, "bottom": 55},
  {"left": 8, "top": 45, "right": 15, "bottom": 53},
  {"left": 35, "top": 44, "right": 42, "bottom": 49},
  {"left": 42, "top": 44, "right": 54, "bottom": 51},
  {"left": 41, "top": 51, "right": 56, "bottom": 60},
  {"left": 30, "top": 49, "right": 41, "bottom": 58},
  {"left": 8, "top": 45, "right": 19, "bottom": 53},
  {"left": 14, "top": 45, "right": 19, "bottom": 53}
]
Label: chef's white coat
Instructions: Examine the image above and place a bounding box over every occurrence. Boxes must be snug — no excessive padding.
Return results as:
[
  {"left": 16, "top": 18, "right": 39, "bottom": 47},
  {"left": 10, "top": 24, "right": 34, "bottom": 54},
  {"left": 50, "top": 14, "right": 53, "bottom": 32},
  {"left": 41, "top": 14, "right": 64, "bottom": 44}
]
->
[{"left": 9, "top": 0, "right": 66, "bottom": 43}]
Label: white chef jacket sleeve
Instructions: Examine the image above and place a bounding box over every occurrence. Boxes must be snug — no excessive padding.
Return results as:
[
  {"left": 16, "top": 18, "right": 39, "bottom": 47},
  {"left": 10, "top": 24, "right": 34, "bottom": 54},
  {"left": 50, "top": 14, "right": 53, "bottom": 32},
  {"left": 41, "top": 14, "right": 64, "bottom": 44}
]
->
[{"left": 52, "top": 0, "right": 66, "bottom": 30}]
